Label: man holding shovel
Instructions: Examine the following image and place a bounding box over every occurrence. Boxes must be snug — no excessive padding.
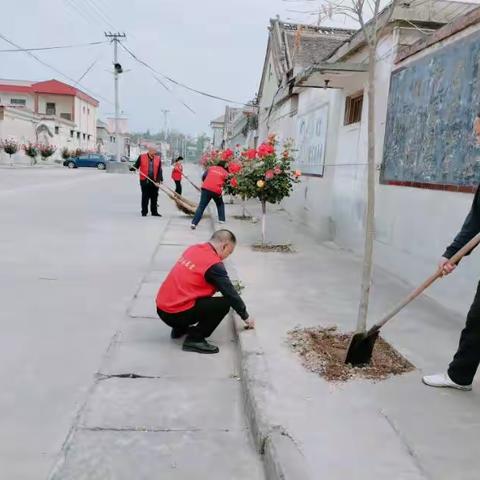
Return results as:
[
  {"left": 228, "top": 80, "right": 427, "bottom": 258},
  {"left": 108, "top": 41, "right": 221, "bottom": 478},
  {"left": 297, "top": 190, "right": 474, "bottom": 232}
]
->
[
  {"left": 423, "top": 186, "right": 480, "bottom": 391},
  {"left": 156, "top": 229, "right": 254, "bottom": 354}
]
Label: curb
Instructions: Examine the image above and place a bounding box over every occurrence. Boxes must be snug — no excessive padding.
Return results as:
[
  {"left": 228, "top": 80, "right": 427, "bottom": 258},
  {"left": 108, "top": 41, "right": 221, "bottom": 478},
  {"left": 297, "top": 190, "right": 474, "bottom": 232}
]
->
[
  {"left": 231, "top": 313, "right": 311, "bottom": 480},
  {"left": 208, "top": 204, "right": 310, "bottom": 480}
]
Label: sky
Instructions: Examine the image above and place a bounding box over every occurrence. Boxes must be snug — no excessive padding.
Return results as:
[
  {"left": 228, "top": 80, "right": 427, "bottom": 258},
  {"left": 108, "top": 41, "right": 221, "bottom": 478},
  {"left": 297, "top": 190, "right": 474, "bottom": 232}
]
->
[{"left": 1, "top": 0, "right": 332, "bottom": 136}]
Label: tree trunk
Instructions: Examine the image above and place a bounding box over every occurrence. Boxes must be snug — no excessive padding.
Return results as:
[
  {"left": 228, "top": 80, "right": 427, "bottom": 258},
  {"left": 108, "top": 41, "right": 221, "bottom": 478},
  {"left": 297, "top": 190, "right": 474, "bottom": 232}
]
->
[
  {"left": 355, "top": 45, "right": 377, "bottom": 334},
  {"left": 242, "top": 198, "right": 246, "bottom": 218},
  {"left": 261, "top": 200, "right": 267, "bottom": 245}
]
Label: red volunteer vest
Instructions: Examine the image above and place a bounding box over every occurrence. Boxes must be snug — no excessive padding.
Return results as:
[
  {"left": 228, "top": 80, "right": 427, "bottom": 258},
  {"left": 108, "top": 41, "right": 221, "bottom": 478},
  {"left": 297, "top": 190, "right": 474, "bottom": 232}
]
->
[
  {"left": 139, "top": 153, "right": 161, "bottom": 181},
  {"left": 171, "top": 164, "right": 183, "bottom": 181},
  {"left": 156, "top": 243, "right": 221, "bottom": 313},
  {"left": 202, "top": 165, "right": 228, "bottom": 195}
]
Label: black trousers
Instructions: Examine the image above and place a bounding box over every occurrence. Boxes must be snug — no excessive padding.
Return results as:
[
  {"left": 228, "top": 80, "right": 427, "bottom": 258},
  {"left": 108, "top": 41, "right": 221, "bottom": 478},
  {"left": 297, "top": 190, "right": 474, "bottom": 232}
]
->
[
  {"left": 157, "top": 297, "right": 230, "bottom": 340},
  {"left": 140, "top": 181, "right": 159, "bottom": 215},
  {"left": 448, "top": 281, "right": 480, "bottom": 385},
  {"left": 174, "top": 180, "right": 182, "bottom": 195}
]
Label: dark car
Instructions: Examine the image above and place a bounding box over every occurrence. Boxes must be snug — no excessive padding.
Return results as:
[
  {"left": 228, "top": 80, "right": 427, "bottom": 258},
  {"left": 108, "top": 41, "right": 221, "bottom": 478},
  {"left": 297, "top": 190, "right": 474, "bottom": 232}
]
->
[{"left": 63, "top": 154, "right": 110, "bottom": 170}]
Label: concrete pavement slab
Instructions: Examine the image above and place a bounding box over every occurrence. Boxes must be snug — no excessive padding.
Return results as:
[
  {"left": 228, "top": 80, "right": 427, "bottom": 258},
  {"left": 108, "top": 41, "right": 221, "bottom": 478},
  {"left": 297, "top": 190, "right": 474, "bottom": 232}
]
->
[
  {"left": 98, "top": 337, "right": 237, "bottom": 378},
  {"left": 50, "top": 429, "right": 264, "bottom": 480},
  {"left": 80, "top": 377, "right": 245, "bottom": 430}
]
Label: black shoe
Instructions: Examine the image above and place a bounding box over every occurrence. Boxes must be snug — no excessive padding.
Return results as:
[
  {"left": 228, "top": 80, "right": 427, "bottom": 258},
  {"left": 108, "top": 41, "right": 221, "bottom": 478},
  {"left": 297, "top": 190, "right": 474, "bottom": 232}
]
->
[
  {"left": 182, "top": 337, "right": 219, "bottom": 354},
  {"left": 152, "top": 213, "right": 162, "bottom": 217},
  {"left": 142, "top": 213, "right": 147, "bottom": 217},
  {"left": 171, "top": 328, "right": 186, "bottom": 339}
]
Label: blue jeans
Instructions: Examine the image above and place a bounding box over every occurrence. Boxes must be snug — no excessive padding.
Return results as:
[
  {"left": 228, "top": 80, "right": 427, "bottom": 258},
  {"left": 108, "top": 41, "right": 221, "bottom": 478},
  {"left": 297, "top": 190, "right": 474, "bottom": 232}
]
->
[{"left": 192, "top": 189, "right": 225, "bottom": 226}]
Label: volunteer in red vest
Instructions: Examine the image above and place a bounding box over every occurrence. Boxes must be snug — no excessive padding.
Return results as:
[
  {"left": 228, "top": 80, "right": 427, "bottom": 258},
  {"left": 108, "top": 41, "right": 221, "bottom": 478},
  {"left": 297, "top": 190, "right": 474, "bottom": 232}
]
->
[
  {"left": 190, "top": 161, "right": 229, "bottom": 230},
  {"left": 156, "top": 229, "right": 255, "bottom": 354},
  {"left": 171, "top": 156, "right": 183, "bottom": 195},
  {"left": 131, "top": 146, "right": 163, "bottom": 217}
]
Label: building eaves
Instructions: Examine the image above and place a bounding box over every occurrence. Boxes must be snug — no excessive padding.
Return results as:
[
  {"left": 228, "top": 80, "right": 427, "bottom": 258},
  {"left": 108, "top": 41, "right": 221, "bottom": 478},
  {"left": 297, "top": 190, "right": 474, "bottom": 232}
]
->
[{"left": 396, "top": 5, "right": 480, "bottom": 63}]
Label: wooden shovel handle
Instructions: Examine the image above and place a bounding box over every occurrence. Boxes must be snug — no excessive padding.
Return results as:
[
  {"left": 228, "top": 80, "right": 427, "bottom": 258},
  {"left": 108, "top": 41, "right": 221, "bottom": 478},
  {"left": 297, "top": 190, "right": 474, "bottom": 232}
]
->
[{"left": 369, "top": 231, "right": 480, "bottom": 334}]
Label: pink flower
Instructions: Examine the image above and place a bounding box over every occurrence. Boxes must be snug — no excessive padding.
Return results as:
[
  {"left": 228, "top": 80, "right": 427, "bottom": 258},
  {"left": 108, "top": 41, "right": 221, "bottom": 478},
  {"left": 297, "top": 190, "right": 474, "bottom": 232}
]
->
[
  {"left": 265, "top": 170, "right": 274, "bottom": 180},
  {"left": 257, "top": 143, "right": 275, "bottom": 158},
  {"left": 228, "top": 161, "right": 242, "bottom": 174},
  {"left": 274, "top": 166, "right": 282, "bottom": 175},
  {"left": 221, "top": 148, "right": 234, "bottom": 161},
  {"left": 245, "top": 149, "right": 257, "bottom": 160},
  {"left": 230, "top": 177, "right": 238, "bottom": 188}
]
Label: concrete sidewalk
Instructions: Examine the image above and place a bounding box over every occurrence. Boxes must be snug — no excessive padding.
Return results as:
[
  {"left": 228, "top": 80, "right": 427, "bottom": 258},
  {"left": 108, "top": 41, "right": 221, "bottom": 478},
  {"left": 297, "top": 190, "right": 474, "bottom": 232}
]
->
[
  {"left": 224, "top": 199, "right": 480, "bottom": 480},
  {"left": 48, "top": 174, "right": 264, "bottom": 479}
]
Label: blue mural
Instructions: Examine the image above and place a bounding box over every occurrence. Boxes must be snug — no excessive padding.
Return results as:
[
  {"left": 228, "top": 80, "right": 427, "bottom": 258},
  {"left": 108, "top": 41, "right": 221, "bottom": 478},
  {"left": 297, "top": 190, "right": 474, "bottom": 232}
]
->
[{"left": 382, "top": 30, "right": 480, "bottom": 188}]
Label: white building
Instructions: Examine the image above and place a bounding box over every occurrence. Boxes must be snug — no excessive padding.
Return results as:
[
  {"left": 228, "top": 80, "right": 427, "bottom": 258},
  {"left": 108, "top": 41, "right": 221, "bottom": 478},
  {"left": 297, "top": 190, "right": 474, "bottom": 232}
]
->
[
  {"left": 256, "top": 2, "right": 479, "bottom": 312},
  {"left": 0, "top": 78, "right": 98, "bottom": 163}
]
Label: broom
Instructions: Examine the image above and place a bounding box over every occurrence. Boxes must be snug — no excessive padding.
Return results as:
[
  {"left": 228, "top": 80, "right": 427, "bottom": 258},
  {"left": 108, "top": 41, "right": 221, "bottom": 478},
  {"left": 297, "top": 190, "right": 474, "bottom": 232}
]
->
[
  {"left": 183, "top": 173, "right": 201, "bottom": 192},
  {"left": 345, "top": 231, "right": 480, "bottom": 366},
  {"left": 130, "top": 166, "right": 197, "bottom": 215}
]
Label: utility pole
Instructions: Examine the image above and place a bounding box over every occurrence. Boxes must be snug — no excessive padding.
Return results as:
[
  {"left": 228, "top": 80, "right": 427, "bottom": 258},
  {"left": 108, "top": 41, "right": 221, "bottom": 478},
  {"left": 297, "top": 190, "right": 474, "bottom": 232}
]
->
[
  {"left": 161, "top": 109, "right": 169, "bottom": 139},
  {"left": 105, "top": 32, "right": 126, "bottom": 162}
]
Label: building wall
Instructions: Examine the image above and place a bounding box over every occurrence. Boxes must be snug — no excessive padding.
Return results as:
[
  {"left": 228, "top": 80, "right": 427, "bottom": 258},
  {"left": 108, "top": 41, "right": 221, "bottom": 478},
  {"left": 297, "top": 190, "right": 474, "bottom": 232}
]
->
[
  {"left": 74, "top": 97, "right": 97, "bottom": 150},
  {"left": 279, "top": 24, "right": 480, "bottom": 314},
  {"left": 37, "top": 94, "right": 73, "bottom": 119}
]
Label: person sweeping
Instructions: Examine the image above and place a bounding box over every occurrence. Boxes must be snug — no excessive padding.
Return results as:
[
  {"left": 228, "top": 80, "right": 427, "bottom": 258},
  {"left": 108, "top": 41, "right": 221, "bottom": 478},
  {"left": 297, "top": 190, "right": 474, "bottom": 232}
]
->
[
  {"left": 171, "top": 156, "right": 183, "bottom": 195},
  {"left": 130, "top": 147, "right": 163, "bottom": 217},
  {"left": 156, "top": 229, "right": 255, "bottom": 353},
  {"left": 190, "top": 161, "right": 229, "bottom": 230},
  {"left": 423, "top": 184, "right": 480, "bottom": 391}
]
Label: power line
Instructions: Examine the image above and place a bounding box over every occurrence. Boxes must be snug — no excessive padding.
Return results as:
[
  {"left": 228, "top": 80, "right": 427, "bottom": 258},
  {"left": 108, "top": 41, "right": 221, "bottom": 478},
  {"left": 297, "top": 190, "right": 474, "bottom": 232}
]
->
[
  {"left": 75, "top": 58, "right": 99, "bottom": 86},
  {"left": 63, "top": 0, "right": 106, "bottom": 29},
  {"left": 83, "top": 0, "right": 118, "bottom": 31},
  {"left": 118, "top": 43, "right": 196, "bottom": 114},
  {"left": 0, "top": 32, "right": 113, "bottom": 105},
  {"left": 120, "top": 43, "right": 249, "bottom": 106},
  {"left": 0, "top": 40, "right": 108, "bottom": 53}
]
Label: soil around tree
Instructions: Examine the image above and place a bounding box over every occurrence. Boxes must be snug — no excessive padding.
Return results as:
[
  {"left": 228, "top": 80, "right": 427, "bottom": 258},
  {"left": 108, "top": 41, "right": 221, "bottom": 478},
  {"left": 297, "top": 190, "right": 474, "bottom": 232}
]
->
[
  {"left": 252, "top": 243, "right": 295, "bottom": 253},
  {"left": 287, "top": 326, "right": 414, "bottom": 382}
]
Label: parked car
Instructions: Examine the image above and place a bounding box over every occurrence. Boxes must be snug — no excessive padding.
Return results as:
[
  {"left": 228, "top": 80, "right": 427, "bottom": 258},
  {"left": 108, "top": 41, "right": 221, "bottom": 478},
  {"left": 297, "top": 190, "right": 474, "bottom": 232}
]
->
[
  {"left": 63, "top": 154, "right": 110, "bottom": 170},
  {"left": 106, "top": 154, "right": 131, "bottom": 163}
]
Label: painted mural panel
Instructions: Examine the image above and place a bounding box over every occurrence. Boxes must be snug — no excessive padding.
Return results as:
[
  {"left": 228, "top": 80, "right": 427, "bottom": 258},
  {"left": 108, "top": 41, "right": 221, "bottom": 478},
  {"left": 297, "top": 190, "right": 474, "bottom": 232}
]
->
[
  {"left": 382, "top": 30, "right": 480, "bottom": 189},
  {"left": 295, "top": 103, "right": 328, "bottom": 176}
]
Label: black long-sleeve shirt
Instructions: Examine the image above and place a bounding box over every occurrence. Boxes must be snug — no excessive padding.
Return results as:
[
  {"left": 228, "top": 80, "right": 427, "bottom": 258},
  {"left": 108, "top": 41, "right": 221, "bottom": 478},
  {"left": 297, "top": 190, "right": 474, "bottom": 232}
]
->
[
  {"left": 133, "top": 154, "right": 163, "bottom": 182},
  {"left": 204, "top": 262, "right": 249, "bottom": 320},
  {"left": 443, "top": 185, "right": 480, "bottom": 259}
]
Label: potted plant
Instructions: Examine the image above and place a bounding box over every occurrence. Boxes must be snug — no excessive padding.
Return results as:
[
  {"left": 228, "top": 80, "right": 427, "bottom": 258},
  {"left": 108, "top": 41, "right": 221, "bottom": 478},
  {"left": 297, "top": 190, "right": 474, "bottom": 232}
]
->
[
  {"left": 39, "top": 144, "right": 57, "bottom": 162},
  {"left": 61, "top": 147, "right": 71, "bottom": 161},
  {"left": 1, "top": 139, "right": 19, "bottom": 166},
  {"left": 23, "top": 142, "right": 39, "bottom": 166},
  {"left": 227, "top": 134, "right": 301, "bottom": 245}
]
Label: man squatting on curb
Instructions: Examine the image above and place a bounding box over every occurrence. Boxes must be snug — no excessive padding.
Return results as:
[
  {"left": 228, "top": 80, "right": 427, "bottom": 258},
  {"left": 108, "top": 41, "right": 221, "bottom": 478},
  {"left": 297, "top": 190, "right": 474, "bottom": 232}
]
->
[
  {"left": 156, "top": 229, "right": 255, "bottom": 354},
  {"left": 424, "top": 184, "right": 480, "bottom": 391}
]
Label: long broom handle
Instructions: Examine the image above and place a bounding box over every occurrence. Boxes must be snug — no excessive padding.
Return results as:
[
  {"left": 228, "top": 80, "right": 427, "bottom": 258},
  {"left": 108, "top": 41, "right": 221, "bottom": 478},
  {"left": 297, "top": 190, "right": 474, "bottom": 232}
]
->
[
  {"left": 369, "top": 231, "right": 480, "bottom": 335},
  {"left": 130, "top": 165, "right": 174, "bottom": 199},
  {"left": 183, "top": 173, "right": 201, "bottom": 192}
]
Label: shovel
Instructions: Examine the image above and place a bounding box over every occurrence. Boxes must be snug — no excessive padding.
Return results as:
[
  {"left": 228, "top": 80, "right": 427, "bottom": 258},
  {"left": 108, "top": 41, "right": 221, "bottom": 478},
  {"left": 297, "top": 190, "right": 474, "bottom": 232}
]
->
[{"left": 345, "top": 231, "right": 480, "bottom": 366}]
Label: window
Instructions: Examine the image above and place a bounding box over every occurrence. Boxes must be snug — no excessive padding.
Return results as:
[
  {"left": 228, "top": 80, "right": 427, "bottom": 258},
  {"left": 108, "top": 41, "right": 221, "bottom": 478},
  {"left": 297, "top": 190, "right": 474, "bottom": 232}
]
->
[
  {"left": 83, "top": 106, "right": 86, "bottom": 114},
  {"left": 83, "top": 133, "right": 86, "bottom": 140},
  {"left": 60, "top": 113, "right": 72, "bottom": 121},
  {"left": 70, "top": 130, "right": 74, "bottom": 138},
  {"left": 77, "top": 132, "right": 80, "bottom": 139},
  {"left": 87, "top": 134, "right": 91, "bottom": 140},
  {"left": 87, "top": 108, "right": 90, "bottom": 115},
  {"left": 10, "top": 98, "right": 26, "bottom": 106},
  {"left": 54, "top": 126, "right": 59, "bottom": 135},
  {"left": 46, "top": 102, "right": 56, "bottom": 115},
  {"left": 344, "top": 93, "right": 363, "bottom": 125}
]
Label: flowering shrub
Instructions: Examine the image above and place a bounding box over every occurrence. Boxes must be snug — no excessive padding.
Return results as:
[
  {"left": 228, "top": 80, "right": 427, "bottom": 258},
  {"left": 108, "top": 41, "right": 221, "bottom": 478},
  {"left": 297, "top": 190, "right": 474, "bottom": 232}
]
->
[
  {"left": 61, "top": 147, "right": 71, "bottom": 160},
  {"left": 39, "top": 144, "right": 56, "bottom": 160},
  {"left": 224, "top": 135, "right": 301, "bottom": 243},
  {"left": 1, "top": 138, "right": 19, "bottom": 156},
  {"left": 23, "top": 142, "right": 39, "bottom": 165}
]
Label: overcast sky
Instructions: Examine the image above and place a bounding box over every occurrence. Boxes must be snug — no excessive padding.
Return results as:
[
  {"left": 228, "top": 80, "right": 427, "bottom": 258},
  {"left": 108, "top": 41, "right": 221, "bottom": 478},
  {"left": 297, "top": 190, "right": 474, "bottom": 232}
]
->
[{"left": 1, "top": 0, "right": 332, "bottom": 136}]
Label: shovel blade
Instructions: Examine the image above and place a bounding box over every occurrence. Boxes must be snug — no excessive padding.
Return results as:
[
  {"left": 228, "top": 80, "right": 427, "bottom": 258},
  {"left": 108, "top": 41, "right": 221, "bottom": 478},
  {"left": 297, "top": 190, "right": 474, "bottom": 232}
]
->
[{"left": 345, "top": 330, "right": 379, "bottom": 366}]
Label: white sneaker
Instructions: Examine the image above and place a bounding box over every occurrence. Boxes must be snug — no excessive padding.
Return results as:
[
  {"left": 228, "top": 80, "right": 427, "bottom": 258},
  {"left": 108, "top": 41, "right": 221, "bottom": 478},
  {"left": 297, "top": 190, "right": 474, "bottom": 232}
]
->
[
  {"left": 422, "top": 372, "right": 472, "bottom": 391},
  {"left": 218, "top": 220, "right": 226, "bottom": 225},
  {"left": 190, "top": 224, "right": 196, "bottom": 230}
]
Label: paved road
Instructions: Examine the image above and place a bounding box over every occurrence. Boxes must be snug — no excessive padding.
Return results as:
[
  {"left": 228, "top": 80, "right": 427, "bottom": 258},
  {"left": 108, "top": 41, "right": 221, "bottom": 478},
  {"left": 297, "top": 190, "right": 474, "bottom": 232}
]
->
[{"left": 0, "top": 168, "right": 172, "bottom": 478}]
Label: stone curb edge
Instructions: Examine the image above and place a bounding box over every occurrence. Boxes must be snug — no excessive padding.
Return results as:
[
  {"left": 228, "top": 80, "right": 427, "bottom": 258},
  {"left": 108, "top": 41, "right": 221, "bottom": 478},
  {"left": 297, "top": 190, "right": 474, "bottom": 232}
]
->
[
  {"left": 230, "top": 312, "right": 311, "bottom": 480},
  {"left": 207, "top": 203, "right": 310, "bottom": 480}
]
